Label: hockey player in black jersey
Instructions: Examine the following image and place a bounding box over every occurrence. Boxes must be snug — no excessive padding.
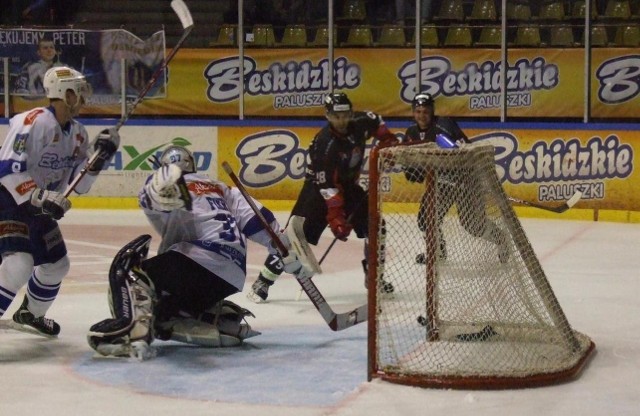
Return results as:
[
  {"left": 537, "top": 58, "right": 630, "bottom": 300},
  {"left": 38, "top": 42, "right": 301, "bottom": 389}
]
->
[
  {"left": 249, "top": 92, "right": 397, "bottom": 302},
  {"left": 403, "top": 92, "right": 509, "bottom": 264}
]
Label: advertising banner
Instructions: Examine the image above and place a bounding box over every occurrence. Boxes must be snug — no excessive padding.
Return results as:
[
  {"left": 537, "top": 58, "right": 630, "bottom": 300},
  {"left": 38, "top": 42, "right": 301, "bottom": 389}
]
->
[
  {"left": 591, "top": 49, "right": 640, "bottom": 119},
  {"left": 220, "top": 125, "right": 638, "bottom": 211},
  {"left": 81, "top": 124, "right": 217, "bottom": 197},
  {"left": 0, "top": 28, "right": 166, "bottom": 106},
  {"left": 4, "top": 46, "right": 639, "bottom": 119},
  {"left": 1, "top": 120, "right": 634, "bottom": 211}
]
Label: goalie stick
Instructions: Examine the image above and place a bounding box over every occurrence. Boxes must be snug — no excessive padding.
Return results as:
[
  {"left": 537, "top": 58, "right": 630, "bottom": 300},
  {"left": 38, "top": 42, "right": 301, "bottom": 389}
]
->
[
  {"left": 64, "top": 0, "right": 194, "bottom": 198},
  {"left": 221, "top": 161, "right": 367, "bottom": 331},
  {"left": 507, "top": 190, "right": 583, "bottom": 214},
  {"left": 293, "top": 209, "right": 359, "bottom": 301}
]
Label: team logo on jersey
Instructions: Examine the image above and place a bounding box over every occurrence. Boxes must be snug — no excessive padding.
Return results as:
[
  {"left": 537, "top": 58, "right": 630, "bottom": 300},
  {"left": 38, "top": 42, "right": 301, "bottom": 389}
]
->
[
  {"left": 188, "top": 181, "right": 222, "bottom": 196},
  {"left": 24, "top": 109, "right": 44, "bottom": 125},
  {"left": 13, "top": 133, "right": 28, "bottom": 154},
  {"left": 0, "top": 221, "right": 29, "bottom": 239},
  {"left": 16, "top": 179, "right": 36, "bottom": 196}
]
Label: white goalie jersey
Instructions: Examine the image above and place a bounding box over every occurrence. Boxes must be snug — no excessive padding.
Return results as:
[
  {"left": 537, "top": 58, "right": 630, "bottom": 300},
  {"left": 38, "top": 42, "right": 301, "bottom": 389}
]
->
[{"left": 139, "top": 172, "right": 279, "bottom": 291}]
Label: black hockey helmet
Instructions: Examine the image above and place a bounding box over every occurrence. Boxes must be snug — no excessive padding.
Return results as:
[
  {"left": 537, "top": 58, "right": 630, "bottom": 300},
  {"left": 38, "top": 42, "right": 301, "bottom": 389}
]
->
[
  {"left": 325, "top": 92, "right": 352, "bottom": 113},
  {"left": 412, "top": 92, "right": 434, "bottom": 110}
]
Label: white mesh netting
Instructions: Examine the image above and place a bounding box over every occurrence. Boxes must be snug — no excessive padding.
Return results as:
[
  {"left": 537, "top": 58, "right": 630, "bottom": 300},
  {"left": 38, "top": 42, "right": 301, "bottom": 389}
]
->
[{"left": 369, "top": 142, "right": 594, "bottom": 388}]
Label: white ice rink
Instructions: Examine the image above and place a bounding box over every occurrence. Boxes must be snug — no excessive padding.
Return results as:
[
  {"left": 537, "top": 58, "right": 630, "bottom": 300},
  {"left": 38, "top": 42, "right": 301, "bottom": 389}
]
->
[{"left": 1, "top": 209, "right": 639, "bottom": 416}]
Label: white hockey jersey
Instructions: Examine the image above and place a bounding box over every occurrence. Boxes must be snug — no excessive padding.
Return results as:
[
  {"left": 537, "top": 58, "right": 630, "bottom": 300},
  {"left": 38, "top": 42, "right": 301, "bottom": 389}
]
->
[
  {"left": 139, "top": 172, "right": 280, "bottom": 291},
  {"left": 0, "top": 106, "right": 92, "bottom": 207}
]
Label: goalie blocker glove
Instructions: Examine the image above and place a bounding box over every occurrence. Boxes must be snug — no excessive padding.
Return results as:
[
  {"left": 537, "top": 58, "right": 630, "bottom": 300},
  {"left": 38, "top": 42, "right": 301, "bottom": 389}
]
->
[
  {"left": 29, "top": 188, "right": 71, "bottom": 220},
  {"left": 88, "top": 128, "right": 120, "bottom": 174}
]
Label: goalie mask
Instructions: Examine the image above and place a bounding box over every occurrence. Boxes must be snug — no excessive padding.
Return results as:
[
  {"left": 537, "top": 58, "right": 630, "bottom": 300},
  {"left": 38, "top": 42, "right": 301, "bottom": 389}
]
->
[
  {"left": 159, "top": 145, "right": 196, "bottom": 173},
  {"left": 43, "top": 66, "right": 92, "bottom": 107}
]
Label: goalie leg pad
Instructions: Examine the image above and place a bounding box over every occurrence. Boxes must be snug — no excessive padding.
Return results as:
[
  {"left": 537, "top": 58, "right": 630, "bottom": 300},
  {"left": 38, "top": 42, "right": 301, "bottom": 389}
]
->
[
  {"left": 88, "top": 235, "right": 156, "bottom": 357},
  {"left": 202, "top": 300, "right": 261, "bottom": 340},
  {"left": 157, "top": 300, "right": 260, "bottom": 348},
  {"left": 88, "top": 274, "right": 155, "bottom": 356}
]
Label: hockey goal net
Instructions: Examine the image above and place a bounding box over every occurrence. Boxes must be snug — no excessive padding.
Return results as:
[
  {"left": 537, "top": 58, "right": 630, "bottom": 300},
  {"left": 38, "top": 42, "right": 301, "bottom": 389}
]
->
[{"left": 367, "top": 142, "right": 595, "bottom": 389}]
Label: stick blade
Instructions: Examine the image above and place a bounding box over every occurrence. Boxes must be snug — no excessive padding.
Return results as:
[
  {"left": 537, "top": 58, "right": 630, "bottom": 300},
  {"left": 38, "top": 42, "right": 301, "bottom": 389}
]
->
[
  {"left": 171, "top": 0, "right": 194, "bottom": 28},
  {"left": 328, "top": 304, "right": 368, "bottom": 331},
  {"left": 287, "top": 216, "right": 322, "bottom": 274},
  {"left": 566, "top": 190, "right": 583, "bottom": 208}
]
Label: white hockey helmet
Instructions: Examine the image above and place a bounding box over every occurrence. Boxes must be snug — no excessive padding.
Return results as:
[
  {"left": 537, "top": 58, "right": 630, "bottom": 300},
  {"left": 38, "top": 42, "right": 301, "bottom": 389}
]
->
[
  {"left": 43, "top": 66, "right": 92, "bottom": 102},
  {"left": 159, "top": 145, "right": 196, "bottom": 173}
]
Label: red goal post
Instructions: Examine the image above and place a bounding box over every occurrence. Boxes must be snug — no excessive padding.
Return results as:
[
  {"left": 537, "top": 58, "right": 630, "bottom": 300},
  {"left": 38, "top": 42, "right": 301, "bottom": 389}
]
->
[{"left": 367, "top": 141, "right": 595, "bottom": 389}]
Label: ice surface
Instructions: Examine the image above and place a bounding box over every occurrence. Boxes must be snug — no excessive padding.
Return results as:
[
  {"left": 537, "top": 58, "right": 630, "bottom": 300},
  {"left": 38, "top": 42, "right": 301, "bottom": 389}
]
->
[{"left": 1, "top": 210, "right": 639, "bottom": 416}]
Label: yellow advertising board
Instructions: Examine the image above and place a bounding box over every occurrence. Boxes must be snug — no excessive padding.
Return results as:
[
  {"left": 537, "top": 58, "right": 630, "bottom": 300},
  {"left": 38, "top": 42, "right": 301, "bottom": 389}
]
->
[
  {"left": 219, "top": 124, "right": 638, "bottom": 212},
  {"left": 9, "top": 47, "right": 638, "bottom": 119}
]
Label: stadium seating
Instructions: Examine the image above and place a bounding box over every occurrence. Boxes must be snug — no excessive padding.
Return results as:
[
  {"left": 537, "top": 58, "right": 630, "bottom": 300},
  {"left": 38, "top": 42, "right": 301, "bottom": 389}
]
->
[
  {"left": 309, "top": 26, "right": 337, "bottom": 46},
  {"left": 506, "top": 1, "right": 532, "bottom": 21},
  {"left": 414, "top": 24, "right": 440, "bottom": 47},
  {"left": 571, "top": 0, "right": 598, "bottom": 19},
  {"left": 338, "top": 0, "right": 367, "bottom": 21},
  {"left": 584, "top": 24, "right": 609, "bottom": 46},
  {"left": 251, "top": 24, "right": 276, "bottom": 47},
  {"left": 614, "top": 23, "right": 640, "bottom": 45},
  {"left": 539, "top": 1, "right": 566, "bottom": 20},
  {"left": 444, "top": 24, "right": 473, "bottom": 46},
  {"left": 514, "top": 23, "right": 541, "bottom": 46},
  {"left": 434, "top": 0, "right": 465, "bottom": 21},
  {"left": 468, "top": 0, "right": 498, "bottom": 21},
  {"left": 475, "top": 25, "right": 503, "bottom": 46},
  {"left": 281, "top": 24, "right": 307, "bottom": 47},
  {"left": 376, "top": 25, "right": 407, "bottom": 47},
  {"left": 549, "top": 24, "right": 576, "bottom": 46},
  {"left": 603, "top": 0, "right": 631, "bottom": 19},
  {"left": 342, "top": 25, "right": 373, "bottom": 46},
  {"left": 210, "top": 24, "right": 237, "bottom": 47}
]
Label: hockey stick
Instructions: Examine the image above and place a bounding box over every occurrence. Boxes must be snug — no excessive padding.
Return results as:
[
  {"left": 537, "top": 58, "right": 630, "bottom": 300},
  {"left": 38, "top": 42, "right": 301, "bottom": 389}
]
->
[
  {"left": 507, "top": 190, "right": 582, "bottom": 214},
  {"left": 416, "top": 317, "right": 497, "bottom": 342},
  {"left": 221, "top": 161, "right": 367, "bottom": 331},
  {"left": 294, "top": 210, "right": 358, "bottom": 301},
  {"left": 64, "top": 0, "right": 194, "bottom": 198}
]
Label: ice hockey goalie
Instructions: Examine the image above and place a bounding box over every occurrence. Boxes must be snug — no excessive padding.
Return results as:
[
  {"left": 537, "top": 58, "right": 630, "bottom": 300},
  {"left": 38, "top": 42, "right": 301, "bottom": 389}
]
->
[{"left": 87, "top": 235, "right": 260, "bottom": 359}]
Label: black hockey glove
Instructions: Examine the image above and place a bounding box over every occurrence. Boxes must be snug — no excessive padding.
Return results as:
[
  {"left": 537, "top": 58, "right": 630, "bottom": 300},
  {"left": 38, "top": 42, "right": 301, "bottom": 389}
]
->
[{"left": 89, "top": 128, "right": 120, "bottom": 174}]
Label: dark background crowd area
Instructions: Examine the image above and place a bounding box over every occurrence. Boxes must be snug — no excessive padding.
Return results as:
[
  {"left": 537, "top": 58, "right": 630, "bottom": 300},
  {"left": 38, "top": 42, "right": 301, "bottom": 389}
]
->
[{"left": 1, "top": 0, "right": 639, "bottom": 48}]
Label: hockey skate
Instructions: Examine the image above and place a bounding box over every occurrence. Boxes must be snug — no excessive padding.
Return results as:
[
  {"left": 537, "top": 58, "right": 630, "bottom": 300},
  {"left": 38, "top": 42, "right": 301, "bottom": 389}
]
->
[
  {"left": 362, "top": 259, "right": 394, "bottom": 294},
  {"left": 247, "top": 274, "right": 274, "bottom": 303},
  {"left": 11, "top": 296, "right": 60, "bottom": 337},
  {"left": 416, "top": 240, "right": 447, "bottom": 264}
]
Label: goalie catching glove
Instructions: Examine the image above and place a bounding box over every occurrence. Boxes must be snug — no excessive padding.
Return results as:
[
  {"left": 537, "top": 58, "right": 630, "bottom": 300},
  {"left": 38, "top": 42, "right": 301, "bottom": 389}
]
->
[
  {"left": 29, "top": 188, "right": 71, "bottom": 220},
  {"left": 144, "top": 164, "right": 193, "bottom": 211},
  {"left": 88, "top": 128, "right": 120, "bottom": 174}
]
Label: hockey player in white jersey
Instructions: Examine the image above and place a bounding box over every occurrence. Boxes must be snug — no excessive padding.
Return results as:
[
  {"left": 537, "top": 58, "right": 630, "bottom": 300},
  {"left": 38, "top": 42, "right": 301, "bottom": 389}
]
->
[
  {"left": 0, "top": 66, "right": 120, "bottom": 337},
  {"left": 87, "top": 145, "right": 307, "bottom": 358}
]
